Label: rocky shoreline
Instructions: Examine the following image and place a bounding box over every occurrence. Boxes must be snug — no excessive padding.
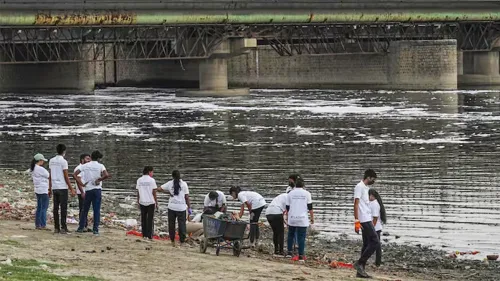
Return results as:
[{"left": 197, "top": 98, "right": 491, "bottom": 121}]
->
[{"left": 0, "top": 169, "right": 499, "bottom": 281}]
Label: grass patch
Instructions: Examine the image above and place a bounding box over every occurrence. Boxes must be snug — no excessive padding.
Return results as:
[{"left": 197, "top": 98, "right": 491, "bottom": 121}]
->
[
  {"left": 0, "top": 259, "right": 103, "bottom": 281},
  {"left": 0, "top": 240, "right": 23, "bottom": 247}
]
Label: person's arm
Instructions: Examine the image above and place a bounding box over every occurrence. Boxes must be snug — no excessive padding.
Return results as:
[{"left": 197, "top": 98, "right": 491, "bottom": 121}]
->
[
  {"left": 239, "top": 204, "right": 245, "bottom": 218},
  {"left": 136, "top": 190, "right": 141, "bottom": 209},
  {"left": 354, "top": 198, "right": 360, "bottom": 220},
  {"left": 220, "top": 204, "right": 227, "bottom": 213},
  {"left": 63, "top": 169, "right": 76, "bottom": 196},
  {"left": 372, "top": 216, "right": 379, "bottom": 226},
  {"left": 153, "top": 189, "right": 158, "bottom": 209},
  {"left": 73, "top": 170, "right": 85, "bottom": 196},
  {"left": 184, "top": 183, "right": 191, "bottom": 213},
  {"left": 220, "top": 193, "right": 227, "bottom": 212},
  {"left": 95, "top": 169, "right": 110, "bottom": 185},
  {"left": 307, "top": 193, "right": 314, "bottom": 225},
  {"left": 48, "top": 171, "right": 52, "bottom": 198}
]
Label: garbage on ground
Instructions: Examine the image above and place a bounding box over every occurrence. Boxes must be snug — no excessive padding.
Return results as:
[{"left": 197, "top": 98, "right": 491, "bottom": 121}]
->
[
  {"left": 126, "top": 230, "right": 181, "bottom": 241},
  {"left": 329, "top": 261, "right": 354, "bottom": 269}
]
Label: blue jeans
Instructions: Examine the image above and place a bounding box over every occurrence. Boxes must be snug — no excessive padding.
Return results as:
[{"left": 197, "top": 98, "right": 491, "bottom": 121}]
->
[
  {"left": 78, "top": 189, "right": 102, "bottom": 232},
  {"left": 35, "top": 193, "right": 49, "bottom": 228},
  {"left": 287, "top": 226, "right": 307, "bottom": 256}
]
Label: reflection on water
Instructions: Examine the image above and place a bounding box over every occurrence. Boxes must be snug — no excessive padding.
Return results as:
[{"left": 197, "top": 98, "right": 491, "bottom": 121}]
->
[{"left": 1, "top": 88, "right": 500, "bottom": 256}]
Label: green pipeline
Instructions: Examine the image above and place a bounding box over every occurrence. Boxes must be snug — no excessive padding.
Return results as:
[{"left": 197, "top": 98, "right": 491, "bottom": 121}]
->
[{"left": 1, "top": 11, "right": 500, "bottom": 25}]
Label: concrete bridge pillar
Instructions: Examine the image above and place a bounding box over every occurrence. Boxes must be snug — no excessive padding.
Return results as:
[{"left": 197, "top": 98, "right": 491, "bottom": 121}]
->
[
  {"left": 178, "top": 38, "right": 256, "bottom": 97},
  {"left": 459, "top": 51, "right": 500, "bottom": 89},
  {"left": 0, "top": 43, "right": 95, "bottom": 93}
]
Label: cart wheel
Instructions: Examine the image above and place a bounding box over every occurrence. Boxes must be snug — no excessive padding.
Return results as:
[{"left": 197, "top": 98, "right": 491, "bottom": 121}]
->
[
  {"left": 233, "top": 240, "right": 242, "bottom": 257},
  {"left": 216, "top": 246, "right": 220, "bottom": 256},
  {"left": 200, "top": 237, "right": 208, "bottom": 254}
]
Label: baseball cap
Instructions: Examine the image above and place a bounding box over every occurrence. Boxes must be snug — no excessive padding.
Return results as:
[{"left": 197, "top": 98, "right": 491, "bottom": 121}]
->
[{"left": 34, "top": 153, "right": 48, "bottom": 161}]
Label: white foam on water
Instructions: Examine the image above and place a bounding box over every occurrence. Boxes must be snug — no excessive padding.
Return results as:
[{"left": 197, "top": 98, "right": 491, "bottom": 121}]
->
[
  {"left": 40, "top": 124, "right": 143, "bottom": 137},
  {"left": 151, "top": 122, "right": 216, "bottom": 129},
  {"left": 348, "top": 136, "right": 472, "bottom": 144}
]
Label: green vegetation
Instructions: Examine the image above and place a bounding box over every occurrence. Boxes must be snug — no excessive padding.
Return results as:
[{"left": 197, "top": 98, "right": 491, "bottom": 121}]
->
[
  {"left": 0, "top": 240, "right": 24, "bottom": 247},
  {"left": 0, "top": 259, "right": 103, "bottom": 281}
]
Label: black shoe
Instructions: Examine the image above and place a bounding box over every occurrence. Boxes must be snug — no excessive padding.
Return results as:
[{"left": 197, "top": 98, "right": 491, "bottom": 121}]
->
[
  {"left": 54, "top": 229, "right": 60, "bottom": 234},
  {"left": 356, "top": 272, "right": 372, "bottom": 279},
  {"left": 61, "top": 229, "right": 71, "bottom": 235},
  {"left": 354, "top": 262, "right": 370, "bottom": 278},
  {"left": 76, "top": 228, "right": 84, "bottom": 233}
]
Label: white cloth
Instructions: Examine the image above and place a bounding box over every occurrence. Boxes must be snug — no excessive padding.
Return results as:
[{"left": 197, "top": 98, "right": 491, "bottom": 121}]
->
[
  {"left": 136, "top": 175, "right": 157, "bottom": 206},
  {"left": 74, "top": 164, "right": 84, "bottom": 195},
  {"left": 160, "top": 179, "right": 189, "bottom": 212},
  {"left": 77, "top": 161, "right": 106, "bottom": 191},
  {"left": 32, "top": 165, "right": 49, "bottom": 194},
  {"left": 354, "top": 181, "right": 372, "bottom": 223},
  {"left": 49, "top": 155, "right": 69, "bottom": 190},
  {"left": 265, "top": 193, "right": 288, "bottom": 215},
  {"left": 286, "top": 188, "right": 312, "bottom": 227},
  {"left": 203, "top": 190, "right": 226, "bottom": 208},
  {"left": 370, "top": 200, "right": 383, "bottom": 231},
  {"left": 237, "top": 191, "right": 266, "bottom": 210}
]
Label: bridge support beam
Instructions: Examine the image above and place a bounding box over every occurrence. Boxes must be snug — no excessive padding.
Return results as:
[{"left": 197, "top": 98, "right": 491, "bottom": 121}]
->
[
  {"left": 459, "top": 51, "right": 500, "bottom": 89},
  {"left": 0, "top": 44, "right": 95, "bottom": 93},
  {"left": 178, "top": 38, "right": 256, "bottom": 97}
]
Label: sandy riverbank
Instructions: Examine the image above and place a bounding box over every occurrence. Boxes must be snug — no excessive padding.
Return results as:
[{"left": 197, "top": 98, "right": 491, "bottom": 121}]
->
[{"left": 0, "top": 169, "right": 499, "bottom": 281}]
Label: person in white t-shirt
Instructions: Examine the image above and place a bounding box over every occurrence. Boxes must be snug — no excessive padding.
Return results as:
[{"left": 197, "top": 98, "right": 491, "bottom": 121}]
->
[
  {"left": 203, "top": 190, "right": 226, "bottom": 214},
  {"left": 30, "top": 153, "right": 50, "bottom": 230},
  {"left": 285, "top": 177, "right": 314, "bottom": 262},
  {"left": 353, "top": 169, "right": 379, "bottom": 278},
  {"left": 74, "top": 150, "right": 110, "bottom": 236},
  {"left": 229, "top": 186, "right": 266, "bottom": 247},
  {"left": 49, "top": 144, "right": 76, "bottom": 235},
  {"left": 158, "top": 170, "right": 191, "bottom": 246},
  {"left": 369, "top": 188, "right": 386, "bottom": 267},
  {"left": 265, "top": 191, "right": 289, "bottom": 256},
  {"left": 285, "top": 173, "right": 300, "bottom": 193},
  {"left": 136, "top": 166, "right": 158, "bottom": 240},
  {"left": 74, "top": 153, "right": 91, "bottom": 231}
]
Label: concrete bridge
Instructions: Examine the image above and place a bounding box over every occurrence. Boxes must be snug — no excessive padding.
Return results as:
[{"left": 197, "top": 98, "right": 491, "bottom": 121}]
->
[{"left": 0, "top": 0, "right": 499, "bottom": 94}]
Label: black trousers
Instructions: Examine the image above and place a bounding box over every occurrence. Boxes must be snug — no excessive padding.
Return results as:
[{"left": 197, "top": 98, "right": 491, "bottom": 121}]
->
[
  {"left": 266, "top": 214, "right": 284, "bottom": 254},
  {"left": 376, "top": 230, "right": 382, "bottom": 265},
  {"left": 77, "top": 194, "right": 88, "bottom": 228},
  {"left": 250, "top": 206, "right": 264, "bottom": 243},
  {"left": 168, "top": 209, "right": 187, "bottom": 243},
  {"left": 359, "top": 221, "right": 380, "bottom": 265},
  {"left": 140, "top": 204, "right": 155, "bottom": 239},
  {"left": 52, "top": 189, "right": 68, "bottom": 231}
]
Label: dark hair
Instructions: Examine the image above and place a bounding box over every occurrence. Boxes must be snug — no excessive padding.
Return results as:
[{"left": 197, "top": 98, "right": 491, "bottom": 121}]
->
[
  {"left": 229, "top": 186, "right": 241, "bottom": 196},
  {"left": 369, "top": 189, "right": 386, "bottom": 224},
  {"left": 364, "top": 169, "right": 377, "bottom": 179},
  {"left": 143, "top": 166, "right": 154, "bottom": 175},
  {"left": 172, "top": 170, "right": 181, "bottom": 196},
  {"left": 295, "top": 177, "right": 305, "bottom": 188},
  {"left": 208, "top": 191, "right": 218, "bottom": 200},
  {"left": 56, "top": 144, "right": 66, "bottom": 155},
  {"left": 30, "top": 158, "right": 37, "bottom": 172},
  {"left": 80, "top": 153, "right": 90, "bottom": 163},
  {"left": 288, "top": 173, "right": 300, "bottom": 188},
  {"left": 91, "top": 150, "right": 103, "bottom": 161}
]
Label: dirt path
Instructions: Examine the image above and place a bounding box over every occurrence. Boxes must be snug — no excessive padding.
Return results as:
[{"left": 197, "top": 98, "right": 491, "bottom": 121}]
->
[{"left": 0, "top": 220, "right": 417, "bottom": 281}]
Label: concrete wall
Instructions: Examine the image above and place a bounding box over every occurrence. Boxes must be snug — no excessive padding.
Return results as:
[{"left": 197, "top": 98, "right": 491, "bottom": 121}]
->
[
  {"left": 228, "top": 40, "right": 457, "bottom": 90},
  {"left": 115, "top": 60, "right": 198, "bottom": 88},
  {"left": 387, "top": 40, "right": 457, "bottom": 89}
]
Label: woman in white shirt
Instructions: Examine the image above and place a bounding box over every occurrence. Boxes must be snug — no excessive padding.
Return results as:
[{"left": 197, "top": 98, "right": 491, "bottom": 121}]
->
[
  {"left": 203, "top": 190, "right": 227, "bottom": 214},
  {"left": 30, "top": 153, "right": 50, "bottom": 230},
  {"left": 369, "top": 188, "right": 386, "bottom": 267},
  {"left": 265, "top": 192, "right": 289, "bottom": 256},
  {"left": 229, "top": 186, "right": 266, "bottom": 247},
  {"left": 136, "top": 166, "right": 158, "bottom": 240},
  {"left": 158, "top": 170, "right": 191, "bottom": 247}
]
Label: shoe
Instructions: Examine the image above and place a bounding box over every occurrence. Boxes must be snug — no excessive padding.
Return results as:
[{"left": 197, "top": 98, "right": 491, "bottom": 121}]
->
[
  {"left": 39, "top": 227, "right": 51, "bottom": 231},
  {"left": 61, "top": 229, "right": 71, "bottom": 235},
  {"left": 285, "top": 252, "right": 293, "bottom": 258},
  {"left": 273, "top": 253, "right": 283, "bottom": 258},
  {"left": 35, "top": 226, "right": 41, "bottom": 230},
  {"left": 298, "top": 256, "right": 305, "bottom": 263},
  {"left": 354, "top": 262, "right": 370, "bottom": 278},
  {"left": 356, "top": 272, "right": 372, "bottom": 279},
  {"left": 54, "top": 229, "right": 60, "bottom": 234},
  {"left": 93, "top": 231, "right": 99, "bottom": 236},
  {"left": 85, "top": 228, "right": 93, "bottom": 233},
  {"left": 76, "top": 229, "right": 84, "bottom": 233},
  {"left": 171, "top": 241, "right": 176, "bottom": 247}
]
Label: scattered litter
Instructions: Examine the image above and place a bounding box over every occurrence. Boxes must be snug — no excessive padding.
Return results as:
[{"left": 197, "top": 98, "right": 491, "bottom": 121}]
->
[{"left": 0, "top": 259, "right": 12, "bottom": 266}]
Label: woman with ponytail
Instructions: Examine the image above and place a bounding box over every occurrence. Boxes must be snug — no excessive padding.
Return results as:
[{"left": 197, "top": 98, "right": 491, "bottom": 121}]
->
[
  {"left": 158, "top": 170, "right": 191, "bottom": 247},
  {"left": 368, "top": 188, "right": 386, "bottom": 267},
  {"left": 31, "top": 153, "right": 50, "bottom": 230}
]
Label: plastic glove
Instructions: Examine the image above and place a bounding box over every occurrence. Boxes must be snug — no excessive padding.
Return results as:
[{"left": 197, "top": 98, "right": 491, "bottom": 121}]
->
[
  {"left": 354, "top": 220, "right": 361, "bottom": 234},
  {"left": 188, "top": 208, "right": 193, "bottom": 215}
]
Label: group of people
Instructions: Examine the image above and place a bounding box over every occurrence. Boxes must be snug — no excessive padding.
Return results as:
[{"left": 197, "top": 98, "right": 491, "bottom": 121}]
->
[
  {"left": 30, "top": 144, "right": 110, "bottom": 235},
  {"left": 30, "top": 144, "right": 385, "bottom": 278}
]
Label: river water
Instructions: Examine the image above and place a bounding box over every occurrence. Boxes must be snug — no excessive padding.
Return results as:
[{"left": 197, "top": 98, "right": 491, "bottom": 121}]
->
[{"left": 1, "top": 88, "right": 499, "bottom": 257}]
